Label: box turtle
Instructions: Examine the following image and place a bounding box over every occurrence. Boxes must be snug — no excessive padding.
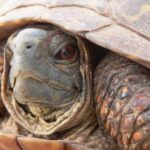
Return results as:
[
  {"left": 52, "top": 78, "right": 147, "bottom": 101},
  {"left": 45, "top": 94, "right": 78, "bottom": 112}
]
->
[{"left": 0, "top": 0, "right": 150, "bottom": 150}]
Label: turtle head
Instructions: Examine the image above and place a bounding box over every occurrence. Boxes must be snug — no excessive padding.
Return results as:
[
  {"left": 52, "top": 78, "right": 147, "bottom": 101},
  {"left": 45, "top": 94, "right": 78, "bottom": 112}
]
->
[
  {"left": 2, "top": 25, "right": 93, "bottom": 135},
  {"left": 8, "top": 26, "right": 81, "bottom": 116}
]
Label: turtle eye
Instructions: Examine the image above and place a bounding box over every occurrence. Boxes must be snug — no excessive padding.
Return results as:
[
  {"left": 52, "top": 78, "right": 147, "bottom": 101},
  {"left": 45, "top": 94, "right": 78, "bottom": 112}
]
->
[{"left": 56, "top": 45, "right": 77, "bottom": 60}]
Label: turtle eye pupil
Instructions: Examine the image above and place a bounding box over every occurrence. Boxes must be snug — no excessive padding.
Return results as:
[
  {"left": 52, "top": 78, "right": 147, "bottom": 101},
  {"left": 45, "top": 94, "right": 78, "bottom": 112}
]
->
[
  {"left": 63, "top": 49, "right": 70, "bottom": 56},
  {"left": 56, "top": 45, "right": 77, "bottom": 60}
]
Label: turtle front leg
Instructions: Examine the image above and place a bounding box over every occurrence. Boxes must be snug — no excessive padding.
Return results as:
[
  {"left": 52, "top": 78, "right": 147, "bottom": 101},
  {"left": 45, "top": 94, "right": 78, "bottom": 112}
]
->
[{"left": 94, "top": 52, "right": 150, "bottom": 150}]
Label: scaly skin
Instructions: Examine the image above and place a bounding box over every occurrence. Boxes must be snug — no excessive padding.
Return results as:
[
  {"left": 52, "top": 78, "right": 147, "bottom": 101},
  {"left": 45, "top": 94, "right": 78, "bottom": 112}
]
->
[{"left": 94, "top": 52, "right": 150, "bottom": 150}]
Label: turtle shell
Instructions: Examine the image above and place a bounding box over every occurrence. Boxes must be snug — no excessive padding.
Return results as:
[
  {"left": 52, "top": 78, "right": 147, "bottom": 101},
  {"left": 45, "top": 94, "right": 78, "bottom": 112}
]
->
[
  {"left": 0, "top": 133, "right": 90, "bottom": 150},
  {"left": 0, "top": 0, "right": 149, "bottom": 68}
]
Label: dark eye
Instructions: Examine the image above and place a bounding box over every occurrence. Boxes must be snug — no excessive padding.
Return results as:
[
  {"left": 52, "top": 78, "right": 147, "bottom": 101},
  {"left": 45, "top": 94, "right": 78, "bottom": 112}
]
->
[{"left": 56, "top": 45, "right": 77, "bottom": 60}]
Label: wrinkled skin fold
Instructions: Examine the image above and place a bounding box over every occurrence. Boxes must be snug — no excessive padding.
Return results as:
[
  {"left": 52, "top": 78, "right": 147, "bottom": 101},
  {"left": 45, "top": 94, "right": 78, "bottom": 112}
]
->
[{"left": 0, "top": 24, "right": 150, "bottom": 150}]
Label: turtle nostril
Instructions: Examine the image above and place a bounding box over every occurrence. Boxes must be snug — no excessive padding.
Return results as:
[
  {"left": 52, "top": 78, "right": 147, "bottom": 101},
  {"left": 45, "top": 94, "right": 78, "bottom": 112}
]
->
[{"left": 26, "top": 45, "right": 32, "bottom": 49}]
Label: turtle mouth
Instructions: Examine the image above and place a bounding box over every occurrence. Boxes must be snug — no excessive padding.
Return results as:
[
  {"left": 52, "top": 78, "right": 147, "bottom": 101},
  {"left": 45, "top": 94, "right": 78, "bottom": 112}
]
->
[
  {"left": 13, "top": 95, "right": 78, "bottom": 121},
  {"left": 18, "top": 101, "right": 56, "bottom": 118},
  {"left": 13, "top": 97, "right": 58, "bottom": 122},
  {"left": 10, "top": 75, "right": 79, "bottom": 120},
  {"left": 12, "top": 94, "right": 77, "bottom": 124}
]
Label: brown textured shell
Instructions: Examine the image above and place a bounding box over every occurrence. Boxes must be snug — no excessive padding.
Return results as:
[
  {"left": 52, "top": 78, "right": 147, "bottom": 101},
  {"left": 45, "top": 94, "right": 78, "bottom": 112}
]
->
[
  {"left": 0, "top": 133, "right": 90, "bottom": 150},
  {"left": 0, "top": 0, "right": 149, "bottom": 68}
]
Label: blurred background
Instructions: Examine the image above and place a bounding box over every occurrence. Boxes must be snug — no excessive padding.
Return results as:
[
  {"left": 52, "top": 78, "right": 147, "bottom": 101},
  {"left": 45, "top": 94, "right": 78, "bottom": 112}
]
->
[{"left": 0, "top": 0, "right": 6, "bottom": 6}]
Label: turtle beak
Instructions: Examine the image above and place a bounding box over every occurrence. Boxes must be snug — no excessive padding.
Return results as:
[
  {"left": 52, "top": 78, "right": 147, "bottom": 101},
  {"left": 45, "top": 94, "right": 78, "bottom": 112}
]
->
[{"left": 12, "top": 75, "right": 78, "bottom": 106}]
